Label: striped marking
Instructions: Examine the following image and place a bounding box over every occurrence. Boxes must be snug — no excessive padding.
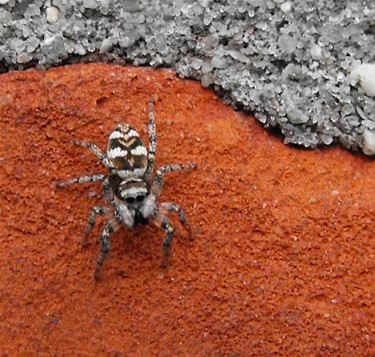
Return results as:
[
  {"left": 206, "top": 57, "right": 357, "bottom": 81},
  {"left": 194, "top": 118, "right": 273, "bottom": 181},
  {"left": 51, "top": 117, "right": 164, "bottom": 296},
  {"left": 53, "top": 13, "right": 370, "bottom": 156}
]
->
[
  {"left": 122, "top": 186, "right": 148, "bottom": 197},
  {"left": 109, "top": 131, "right": 123, "bottom": 140},
  {"left": 127, "top": 129, "right": 139, "bottom": 137},
  {"left": 116, "top": 178, "right": 150, "bottom": 200},
  {"left": 107, "top": 147, "right": 128, "bottom": 159},
  {"left": 131, "top": 146, "right": 148, "bottom": 156},
  {"left": 117, "top": 168, "right": 146, "bottom": 178}
]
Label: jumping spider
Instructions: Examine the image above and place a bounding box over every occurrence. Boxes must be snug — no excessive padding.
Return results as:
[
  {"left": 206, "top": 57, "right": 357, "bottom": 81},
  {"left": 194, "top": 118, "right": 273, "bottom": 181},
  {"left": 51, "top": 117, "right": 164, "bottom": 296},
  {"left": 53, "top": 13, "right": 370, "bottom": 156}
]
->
[{"left": 57, "top": 98, "right": 197, "bottom": 280}]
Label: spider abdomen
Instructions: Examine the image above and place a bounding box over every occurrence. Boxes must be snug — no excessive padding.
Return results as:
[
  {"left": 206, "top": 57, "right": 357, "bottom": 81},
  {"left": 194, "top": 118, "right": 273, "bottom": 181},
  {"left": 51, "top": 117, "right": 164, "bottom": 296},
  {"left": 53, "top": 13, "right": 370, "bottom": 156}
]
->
[{"left": 107, "top": 124, "right": 148, "bottom": 178}]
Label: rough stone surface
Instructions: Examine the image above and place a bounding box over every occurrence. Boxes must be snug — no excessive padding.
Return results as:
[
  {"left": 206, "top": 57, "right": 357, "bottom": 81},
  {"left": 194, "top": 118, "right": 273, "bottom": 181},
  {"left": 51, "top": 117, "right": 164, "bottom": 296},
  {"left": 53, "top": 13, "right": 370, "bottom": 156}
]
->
[
  {"left": 0, "top": 63, "right": 374, "bottom": 355},
  {"left": 0, "top": 1, "right": 374, "bottom": 155}
]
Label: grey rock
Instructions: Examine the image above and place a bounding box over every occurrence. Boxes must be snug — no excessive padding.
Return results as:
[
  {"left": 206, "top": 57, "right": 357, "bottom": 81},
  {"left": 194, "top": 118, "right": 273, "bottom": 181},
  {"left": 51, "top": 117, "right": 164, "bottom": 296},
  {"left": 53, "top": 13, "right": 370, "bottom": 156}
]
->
[{"left": 0, "top": 0, "right": 374, "bottom": 155}]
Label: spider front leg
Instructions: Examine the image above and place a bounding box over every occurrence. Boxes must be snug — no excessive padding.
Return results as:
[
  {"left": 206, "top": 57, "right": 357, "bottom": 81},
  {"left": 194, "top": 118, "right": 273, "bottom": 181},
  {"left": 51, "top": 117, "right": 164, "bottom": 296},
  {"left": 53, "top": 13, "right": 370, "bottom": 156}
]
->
[
  {"left": 56, "top": 174, "right": 106, "bottom": 188},
  {"left": 94, "top": 218, "right": 120, "bottom": 281},
  {"left": 82, "top": 206, "right": 108, "bottom": 248},
  {"left": 73, "top": 140, "right": 112, "bottom": 169},
  {"left": 152, "top": 163, "right": 197, "bottom": 195},
  {"left": 144, "top": 97, "right": 157, "bottom": 182},
  {"left": 160, "top": 202, "right": 193, "bottom": 240}
]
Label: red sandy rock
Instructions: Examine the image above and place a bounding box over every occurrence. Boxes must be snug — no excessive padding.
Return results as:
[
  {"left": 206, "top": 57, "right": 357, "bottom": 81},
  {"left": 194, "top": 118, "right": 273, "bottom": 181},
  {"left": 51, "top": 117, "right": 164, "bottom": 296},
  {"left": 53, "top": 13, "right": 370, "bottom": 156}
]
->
[{"left": 0, "top": 64, "right": 374, "bottom": 355}]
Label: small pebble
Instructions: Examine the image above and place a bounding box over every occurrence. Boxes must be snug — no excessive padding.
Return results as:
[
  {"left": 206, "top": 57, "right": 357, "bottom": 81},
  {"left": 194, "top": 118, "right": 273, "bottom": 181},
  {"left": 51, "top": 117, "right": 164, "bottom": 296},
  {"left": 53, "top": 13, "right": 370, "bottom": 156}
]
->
[
  {"left": 83, "top": 0, "right": 97, "bottom": 9},
  {"left": 362, "top": 129, "right": 375, "bottom": 156},
  {"left": 350, "top": 63, "right": 375, "bottom": 97},
  {"left": 310, "top": 44, "right": 322, "bottom": 60},
  {"left": 286, "top": 106, "right": 309, "bottom": 124},
  {"left": 280, "top": 1, "right": 292, "bottom": 13},
  {"left": 4, "top": 165, "right": 13, "bottom": 175},
  {"left": 66, "top": 122, "right": 76, "bottom": 131},
  {"left": 46, "top": 128, "right": 54, "bottom": 139},
  {"left": 46, "top": 6, "right": 60, "bottom": 23},
  {"left": 99, "top": 38, "right": 113, "bottom": 54},
  {"left": 17, "top": 53, "right": 32, "bottom": 64}
]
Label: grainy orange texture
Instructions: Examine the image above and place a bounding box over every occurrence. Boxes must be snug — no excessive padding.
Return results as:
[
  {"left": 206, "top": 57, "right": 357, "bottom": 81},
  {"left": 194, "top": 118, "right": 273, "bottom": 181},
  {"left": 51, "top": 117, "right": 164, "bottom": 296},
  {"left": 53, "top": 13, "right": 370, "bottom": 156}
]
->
[{"left": 0, "top": 64, "right": 374, "bottom": 356}]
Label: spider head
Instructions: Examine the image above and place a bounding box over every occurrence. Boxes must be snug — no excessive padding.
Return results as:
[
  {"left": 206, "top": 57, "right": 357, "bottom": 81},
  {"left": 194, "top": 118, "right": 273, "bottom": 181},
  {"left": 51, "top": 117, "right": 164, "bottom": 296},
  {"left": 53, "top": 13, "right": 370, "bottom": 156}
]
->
[{"left": 114, "top": 176, "right": 156, "bottom": 225}]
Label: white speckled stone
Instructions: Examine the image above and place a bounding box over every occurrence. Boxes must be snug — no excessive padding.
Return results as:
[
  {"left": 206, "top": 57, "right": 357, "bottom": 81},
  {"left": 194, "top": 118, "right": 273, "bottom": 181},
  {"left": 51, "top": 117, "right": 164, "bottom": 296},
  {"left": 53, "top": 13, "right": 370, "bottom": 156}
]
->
[
  {"left": 362, "top": 129, "right": 375, "bottom": 156},
  {"left": 46, "top": 6, "right": 60, "bottom": 23},
  {"left": 350, "top": 63, "right": 375, "bottom": 97},
  {"left": 17, "top": 53, "right": 33, "bottom": 64}
]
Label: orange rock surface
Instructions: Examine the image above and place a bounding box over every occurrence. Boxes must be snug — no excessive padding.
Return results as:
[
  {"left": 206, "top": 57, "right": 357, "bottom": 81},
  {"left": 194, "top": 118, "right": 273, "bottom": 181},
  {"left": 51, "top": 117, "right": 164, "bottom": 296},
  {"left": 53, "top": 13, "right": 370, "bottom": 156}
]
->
[{"left": 0, "top": 64, "right": 374, "bottom": 355}]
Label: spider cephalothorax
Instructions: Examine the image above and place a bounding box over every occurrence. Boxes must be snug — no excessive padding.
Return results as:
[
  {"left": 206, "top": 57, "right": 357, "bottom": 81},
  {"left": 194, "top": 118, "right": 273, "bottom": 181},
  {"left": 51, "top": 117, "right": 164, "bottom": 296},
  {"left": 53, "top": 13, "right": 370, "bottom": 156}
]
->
[{"left": 57, "top": 98, "right": 197, "bottom": 280}]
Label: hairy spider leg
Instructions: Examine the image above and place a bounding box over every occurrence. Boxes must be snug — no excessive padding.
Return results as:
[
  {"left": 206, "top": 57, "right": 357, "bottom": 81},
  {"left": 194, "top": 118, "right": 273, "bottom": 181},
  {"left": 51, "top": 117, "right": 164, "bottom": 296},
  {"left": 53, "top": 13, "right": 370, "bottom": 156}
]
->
[
  {"left": 94, "top": 219, "right": 120, "bottom": 281},
  {"left": 159, "top": 202, "right": 193, "bottom": 239},
  {"left": 56, "top": 174, "right": 106, "bottom": 188},
  {"left": 159, "top": 216, "right": 175, "bottom": 268},
  {"left": 144, "top": 97, "right": 157, "bottom": 182},
  {"left": 102, "top": 178, "right": 113, "bottom": 202},
  {"left": 82, "top": 206, "right": 108, "bottom": 247},
  {"left": 152, "top": 163, "right": 197, "bottom": 195},
  {"left": 73, "top": 140, "right": 113, "bottom": 169}
]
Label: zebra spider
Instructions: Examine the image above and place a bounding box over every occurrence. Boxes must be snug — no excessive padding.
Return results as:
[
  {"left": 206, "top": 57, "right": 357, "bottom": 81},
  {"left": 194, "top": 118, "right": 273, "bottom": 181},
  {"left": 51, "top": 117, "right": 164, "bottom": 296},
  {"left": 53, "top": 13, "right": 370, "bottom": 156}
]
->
[{"left": 57, "top": 98, "right": 197, "bottom": 280}]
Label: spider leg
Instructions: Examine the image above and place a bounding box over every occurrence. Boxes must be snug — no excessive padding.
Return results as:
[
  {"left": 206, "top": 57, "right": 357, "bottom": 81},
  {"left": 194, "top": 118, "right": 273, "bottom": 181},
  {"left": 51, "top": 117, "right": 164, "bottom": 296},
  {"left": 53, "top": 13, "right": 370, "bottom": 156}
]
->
[
  {"left": 144, "top": 97, "right": 157, "bottom": 182},
  {"left": 159, "top": 202, "right": 193, "bottom": 240},
  {"left": 56, "top": 174, "right": 106, "bottom": 188},
  {"left": 153, "top": 215, "right": 175, "bottom": 268},
  {"left": 152, "top": 163, "right": 197, "bottom": 195},
  {"left": 73, "top": 140, "right": 113, "bottom": 169},
  {"left": 102, "top": 177, "right": 113, "bottom": 203},
  {"left": 82, "top": 206, "right": 108, "bottom": 248},
  {"left": 94, "top": 218, "right": 120, "bottom": 281}
]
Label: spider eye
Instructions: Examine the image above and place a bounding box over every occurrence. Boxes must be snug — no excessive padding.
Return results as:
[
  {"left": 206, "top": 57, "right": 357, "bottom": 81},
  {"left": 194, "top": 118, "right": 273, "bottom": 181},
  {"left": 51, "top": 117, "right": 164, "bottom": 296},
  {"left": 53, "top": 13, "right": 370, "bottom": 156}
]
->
[
  {"left": 125, "top": 197, "right": 135, "bottom": 204},
  {"left": 136, "top": 195, "right": 145, "bottom": 202}
]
